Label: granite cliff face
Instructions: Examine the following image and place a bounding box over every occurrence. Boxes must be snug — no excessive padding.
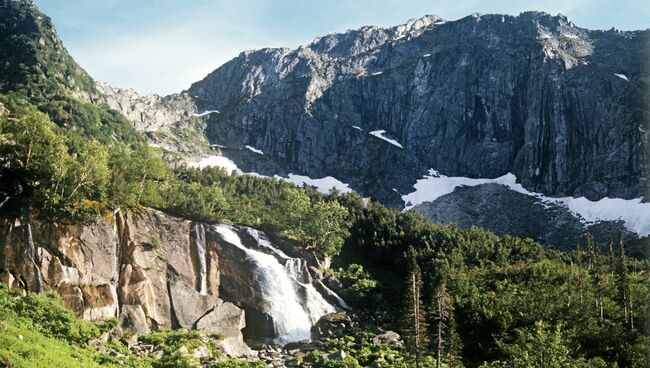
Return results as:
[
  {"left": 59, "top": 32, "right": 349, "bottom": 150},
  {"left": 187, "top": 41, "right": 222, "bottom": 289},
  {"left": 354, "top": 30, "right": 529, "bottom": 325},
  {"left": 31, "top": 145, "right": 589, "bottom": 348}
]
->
[
  {"left": 188, "top": 12, "right": 648, "bottom": 208},
  {"left": 95, "top": 81, "right": 211, "bottom": 158},
  {"left": 0, "top": 208, "right": 340, "bottom": 354}
]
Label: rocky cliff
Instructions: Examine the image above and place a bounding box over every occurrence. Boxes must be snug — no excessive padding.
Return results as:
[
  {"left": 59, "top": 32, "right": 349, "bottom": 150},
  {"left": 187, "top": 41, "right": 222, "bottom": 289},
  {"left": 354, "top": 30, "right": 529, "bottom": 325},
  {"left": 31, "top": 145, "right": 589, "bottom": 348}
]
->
[
  {"left": 0, "top": 208, "right": 341, "bottom": 355},
  {"left": 183, "top": 11, "right": 649, "bottom": 245},
  {"left": 188, "top": 12, "right": 648, "bottom": 203}
]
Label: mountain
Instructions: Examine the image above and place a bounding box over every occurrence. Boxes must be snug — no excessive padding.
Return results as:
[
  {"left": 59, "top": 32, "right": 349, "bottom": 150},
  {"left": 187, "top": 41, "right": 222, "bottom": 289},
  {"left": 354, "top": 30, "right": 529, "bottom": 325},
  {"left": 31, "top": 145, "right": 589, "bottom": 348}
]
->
[
  {"left": 0, "top": 0, "right": 95, "bottom": 99},
  {"left": 182, "top": 12, "right": 649, "bottom": 248},
  {"left": 0, "top": 3, "right": 647, "bottom": 367}
]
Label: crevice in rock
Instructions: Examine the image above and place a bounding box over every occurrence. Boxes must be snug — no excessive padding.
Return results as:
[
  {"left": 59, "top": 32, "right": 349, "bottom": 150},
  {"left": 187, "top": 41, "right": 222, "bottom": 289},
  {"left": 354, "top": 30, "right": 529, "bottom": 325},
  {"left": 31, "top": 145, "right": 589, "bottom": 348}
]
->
[{"left": 166, "top": 263, "right": 181, "bottom": 330}]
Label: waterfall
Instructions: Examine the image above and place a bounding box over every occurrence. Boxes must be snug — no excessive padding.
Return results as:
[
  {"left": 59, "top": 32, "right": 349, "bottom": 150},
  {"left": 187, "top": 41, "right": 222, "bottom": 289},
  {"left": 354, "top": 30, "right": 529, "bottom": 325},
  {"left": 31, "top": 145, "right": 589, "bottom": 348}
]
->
[
  {"left": 25, "top": 222, "right": 43, "bottom": 292},
  {"left": 192, "top": 224, "right": 208, "bottom": 295},
  {"left": 0, "top": 196, "right": 10, "bottom": 210},
  {"left": 244, "top": 228, "right": 348, "bottom": 309},
  {"left": 216, "top": 225, "right": 337, "bottom": 343}
]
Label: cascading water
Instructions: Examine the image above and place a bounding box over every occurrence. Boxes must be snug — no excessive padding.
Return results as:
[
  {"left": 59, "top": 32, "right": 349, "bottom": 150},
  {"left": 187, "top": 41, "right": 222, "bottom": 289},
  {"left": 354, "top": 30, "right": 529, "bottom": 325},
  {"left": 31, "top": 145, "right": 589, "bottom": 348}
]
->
[
  {"left": 245, "top": 228, "right": 349, "bottom": 310},
  {"left": 192, "top": 223, "right": 208, "bottom": 295},
  {"left": 216, "top": 225, "right": 337, "bottom": 343},
  {"left": 0, "top": 196, "right": 10, "bottom": 210},
  {"left": 25, "top": 222, "right": 43, "bottom": 292}
]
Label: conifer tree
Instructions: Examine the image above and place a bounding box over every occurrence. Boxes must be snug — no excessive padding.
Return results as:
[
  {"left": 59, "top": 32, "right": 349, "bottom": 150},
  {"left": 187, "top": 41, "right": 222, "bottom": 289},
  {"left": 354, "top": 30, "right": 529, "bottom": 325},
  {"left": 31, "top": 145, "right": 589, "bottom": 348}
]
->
[
  {"left": 431, "top": 279, "right": 453, "bottom": 368},
  {"left": 402, "top": 248, "right": 428, "bottom": 368},
  {"left": 615, "top": 236, "right": 632, "bottom": 329}
]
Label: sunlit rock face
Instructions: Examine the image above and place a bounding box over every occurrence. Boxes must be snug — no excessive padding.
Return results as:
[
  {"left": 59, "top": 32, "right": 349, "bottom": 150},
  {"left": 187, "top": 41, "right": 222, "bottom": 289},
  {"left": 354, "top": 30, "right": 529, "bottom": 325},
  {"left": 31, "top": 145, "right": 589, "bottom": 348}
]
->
[
  {"left": 185, "top": 11, "right": 648, "bottom": 244},
  {"left": 0, "top": 208, "right": 343, "bottom": 354}
]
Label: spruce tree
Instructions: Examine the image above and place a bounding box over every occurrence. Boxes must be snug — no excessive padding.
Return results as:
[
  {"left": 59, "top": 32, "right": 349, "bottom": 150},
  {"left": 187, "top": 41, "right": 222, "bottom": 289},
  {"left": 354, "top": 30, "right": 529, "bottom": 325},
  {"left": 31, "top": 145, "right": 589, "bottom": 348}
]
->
[
  {"left": 615, "top": 236, "right": 632, "bottom": 329},
  {"left": 431, "top": 279, "right": 453, "bottom": 368},
  {"left": 402, "top": 248, "right": 428, "bottom": 368}
]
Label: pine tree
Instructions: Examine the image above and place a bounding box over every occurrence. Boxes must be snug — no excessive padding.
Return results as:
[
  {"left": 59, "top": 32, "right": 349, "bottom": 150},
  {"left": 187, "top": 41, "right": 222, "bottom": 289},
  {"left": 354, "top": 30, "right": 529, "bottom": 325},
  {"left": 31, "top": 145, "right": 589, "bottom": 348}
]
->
[
  {"left": 585, "top": 233, "right": 596, "bottom": 271},
  {"left": 431, "top": 279, "right": 453, "bottom": 368},
  {"left": 607, "top": 238, "right": 615, "bottom": 275},
  {"left": 592, "top": 250, "right": 605, "bottom": 321},
  {"left": 402, "top": 248, "right": 428, "bottom": 368},
  {"left": 615, "top": 236, "right": 632, "bottom": 329}
]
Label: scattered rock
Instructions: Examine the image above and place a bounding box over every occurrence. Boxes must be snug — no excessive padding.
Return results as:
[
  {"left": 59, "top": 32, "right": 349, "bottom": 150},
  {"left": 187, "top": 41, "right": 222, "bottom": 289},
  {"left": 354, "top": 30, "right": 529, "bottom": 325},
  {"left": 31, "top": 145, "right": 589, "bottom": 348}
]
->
[
  {"left": 371, "top": 331, "right": 402, "bottom": 346},
  {"left": 311, "top": 312, "right": 351, "bottom": 339},
  {"left": 327, "top": 350, "right": 346, "bottom": 360}
]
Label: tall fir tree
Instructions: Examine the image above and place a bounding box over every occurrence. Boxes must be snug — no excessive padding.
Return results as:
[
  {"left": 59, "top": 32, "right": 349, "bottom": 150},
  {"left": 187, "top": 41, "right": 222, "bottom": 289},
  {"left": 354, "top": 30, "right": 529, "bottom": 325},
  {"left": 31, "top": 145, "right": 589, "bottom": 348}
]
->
[
  {"left": 402, "top": 247, "right": 428, "bottom": 368},
  {"left": 430, "top": 279, "right": 453, "bottom": 368},
  {"left": 615, "top": 236, "right": 632, "bottom": 329}
]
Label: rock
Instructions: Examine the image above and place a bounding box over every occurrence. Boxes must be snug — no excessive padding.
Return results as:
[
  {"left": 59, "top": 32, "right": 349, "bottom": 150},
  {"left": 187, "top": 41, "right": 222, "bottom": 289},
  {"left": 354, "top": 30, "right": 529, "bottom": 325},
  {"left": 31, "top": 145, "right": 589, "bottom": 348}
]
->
[
  {"left": 80, "top": 284, "right": 119, "bottom": 320},
  {"left": 311, "top": 312, "right": 351, "bottom": 339},
  {"left": 413, "top": 183, "right": 638, "bottom": 250},
  {"left": 371, "top": 331, "right": 402, "bottom": 346},
  {"left": 119, "top": 304, "right": 150, "bottom": 335},
  {"left": 195, "top": 302, "right": 249, "bottom": 357},
  {"left": 152, "top": 350, "right": 164, "bottom": 360},
  {"left": 0, "top": 270, "right": 16, "bottom": 289},
  {"left": 176, "top": 346, "right": 190, "bottom": 356},
  {"left": 186, "top": 12, "right": 647, "bottom": 244},
  {"left": 168, "top": 279, "right": 221, "bottom": 329},
  {"left": 327, "top": 350, "right": 347, "bottom": 360},
  {"left": 192, "top": 345, "right": 213, "bottom": 361}
]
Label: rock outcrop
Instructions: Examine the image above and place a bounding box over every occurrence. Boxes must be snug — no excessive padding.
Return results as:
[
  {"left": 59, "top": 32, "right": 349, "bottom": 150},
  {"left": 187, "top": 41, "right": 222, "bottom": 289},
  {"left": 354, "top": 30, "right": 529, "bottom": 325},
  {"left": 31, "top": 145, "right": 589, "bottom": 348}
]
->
[
  {"left": 413, "top": 183, "right": 637, "bottom": 249},
  {"left": 0, "top": 209, "right": 250, "bottom": 354},
  {"left": 188, "top": 12, "right": 648, "bottom": 206},
  {"left": 0, "top": 207, "right": 343, "bottom": 354},
  {"left": 95, "top": 81, "right": 211, "bottom": 157}
]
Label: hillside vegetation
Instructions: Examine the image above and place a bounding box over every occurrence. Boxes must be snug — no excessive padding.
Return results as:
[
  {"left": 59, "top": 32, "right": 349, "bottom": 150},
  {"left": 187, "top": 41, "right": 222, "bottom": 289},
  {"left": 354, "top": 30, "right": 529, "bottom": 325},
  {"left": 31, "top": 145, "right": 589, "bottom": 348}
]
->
[{"left": 0, "top": 1, "right": 647, "bottom": 367}]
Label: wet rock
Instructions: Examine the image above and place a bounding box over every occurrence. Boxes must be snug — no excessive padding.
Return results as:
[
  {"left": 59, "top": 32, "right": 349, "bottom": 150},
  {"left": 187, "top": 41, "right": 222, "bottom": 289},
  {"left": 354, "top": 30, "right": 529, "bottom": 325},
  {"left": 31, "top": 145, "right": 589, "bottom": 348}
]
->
[{"left": 311, "top": 312, "right": 351, "bottom": 339}]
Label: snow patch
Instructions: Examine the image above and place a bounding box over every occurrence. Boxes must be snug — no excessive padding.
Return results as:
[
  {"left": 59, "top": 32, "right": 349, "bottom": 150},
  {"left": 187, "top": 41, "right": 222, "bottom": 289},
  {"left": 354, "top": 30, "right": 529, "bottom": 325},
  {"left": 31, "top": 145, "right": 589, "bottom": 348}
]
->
[
  {"left": 614, "top": 73, "right": 629, "bottom": 81},
  {"left": 402, "top": 170, "right": 650, "bottom": 237},
  {"left": 352, "top": 125, "right": 363, "bottom": 131},
  {"left": 422, "top": 54, "right": 431, "bottom": 57},
  {"left": 187, "top": 155, "right": 242, "bottom": 174},
  {"left": 371, "top": 71, "right": 383, "bottom": 76},
  {"left": 245, "top": 145, "right": 264, "bottom": 155},
  {"left": 285, "top": 174, "right": 353, "bottom": 195},
  {"left": 369, "top": 130, "right": 404, "bottom": 149},
  {"left": 193, "top": 110, "right": 220, "bottom": 117}
]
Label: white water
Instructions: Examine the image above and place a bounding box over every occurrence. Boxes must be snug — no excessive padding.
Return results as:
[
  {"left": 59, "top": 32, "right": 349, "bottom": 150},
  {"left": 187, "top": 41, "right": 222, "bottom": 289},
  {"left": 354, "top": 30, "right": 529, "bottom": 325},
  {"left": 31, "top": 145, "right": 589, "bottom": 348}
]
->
[
  {"left": 192, "top": 224, "right": 208, "bottom": 295},
  {"left": 0, "top": 196, "right": 10, "bottom": 210},
  {"left": 216, "top": 225, "right": 337, "bottom": 343},
  {"left": 25, "top": 223, "right": 44, "bottom": 292}
]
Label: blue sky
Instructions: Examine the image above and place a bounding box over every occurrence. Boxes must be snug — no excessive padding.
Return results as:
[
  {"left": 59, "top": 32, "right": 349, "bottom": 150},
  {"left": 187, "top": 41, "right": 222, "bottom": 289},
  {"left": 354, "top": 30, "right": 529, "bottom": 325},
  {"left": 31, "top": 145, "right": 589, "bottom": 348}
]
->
[{"left": 38, "top": 0, "right": 649, "bottom": 95}]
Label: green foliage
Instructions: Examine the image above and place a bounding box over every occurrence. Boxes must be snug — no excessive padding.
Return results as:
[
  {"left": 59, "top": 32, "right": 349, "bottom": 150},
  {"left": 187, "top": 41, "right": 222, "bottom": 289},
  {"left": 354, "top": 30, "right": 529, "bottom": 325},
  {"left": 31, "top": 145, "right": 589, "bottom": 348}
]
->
[
  {"left": 207, "top": 360, "right": 267, "bottom": 368},
  {"left": 334, "top": 264, "right": 378, "bottom": 306},
  {"left": 0, "top": 287, "right": 100, "bottom": 344},
  {"left": 0, "top": 284, "right": 141, "bottom": 368},
  {"left": 139, "top": 330, "right": 219, "bottom": 368}
]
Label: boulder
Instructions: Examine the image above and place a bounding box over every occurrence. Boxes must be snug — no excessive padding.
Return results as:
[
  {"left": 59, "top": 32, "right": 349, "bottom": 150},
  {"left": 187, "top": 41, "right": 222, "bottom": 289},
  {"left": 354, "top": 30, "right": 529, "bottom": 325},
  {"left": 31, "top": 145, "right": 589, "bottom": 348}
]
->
[
  {"left": 371, "top": 331, "right": 402, "bottom": 346},
  {"left": 168, "top": 279, "right": 221, "bottom": 329},
  {"left": 0, "top": 270, "right": 17, "bottom": 289},
  {"left": 311, "top": 312, "right": 351, "bottom": 339},
  {"left": 327, "top": 350, "right": 347, "bottom": 360},
  {"left": 119, "top": 304, "right": 150, "bottom": 335},
  {"left": 195, "top": 302, "right": 249, "bottom": 357}
]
